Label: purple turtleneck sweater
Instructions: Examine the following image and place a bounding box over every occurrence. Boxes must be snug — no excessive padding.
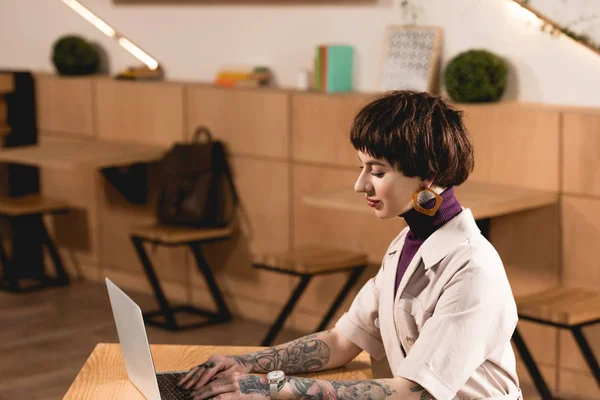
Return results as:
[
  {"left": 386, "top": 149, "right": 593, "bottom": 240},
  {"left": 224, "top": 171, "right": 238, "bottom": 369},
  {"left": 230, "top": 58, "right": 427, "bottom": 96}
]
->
[{"left": 394, "top": 187, "right": 463, "bottom": 296}]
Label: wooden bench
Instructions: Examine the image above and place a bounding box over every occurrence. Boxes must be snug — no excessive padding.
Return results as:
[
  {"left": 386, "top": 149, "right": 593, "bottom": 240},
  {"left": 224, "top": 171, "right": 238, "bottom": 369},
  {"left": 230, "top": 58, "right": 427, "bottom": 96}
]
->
[
  {"left": 0, "top": 195, "right": 70, "bottom": 292},
  {"left": 129, "top": 224, "right": 234, "bottom": 331},
  {"left": 253, "top": 245, "right": 368, "bottom": 346},
  {"left": 512, "top": 286, "right": 600, "bottom": 400}
]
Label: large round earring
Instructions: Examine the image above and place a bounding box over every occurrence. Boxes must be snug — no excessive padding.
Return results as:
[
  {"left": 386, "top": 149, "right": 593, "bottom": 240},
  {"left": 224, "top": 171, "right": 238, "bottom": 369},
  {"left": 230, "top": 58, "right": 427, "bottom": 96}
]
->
[{"left": 412, "top": 187, "right": 443, "bottom": 216}]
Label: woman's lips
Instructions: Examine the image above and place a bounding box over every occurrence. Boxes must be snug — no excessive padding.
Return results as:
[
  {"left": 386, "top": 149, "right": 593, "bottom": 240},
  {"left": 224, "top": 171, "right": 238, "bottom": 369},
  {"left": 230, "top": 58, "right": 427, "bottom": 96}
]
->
[{"left": 366, "top": 197, "right": 380, "bottom": 208}]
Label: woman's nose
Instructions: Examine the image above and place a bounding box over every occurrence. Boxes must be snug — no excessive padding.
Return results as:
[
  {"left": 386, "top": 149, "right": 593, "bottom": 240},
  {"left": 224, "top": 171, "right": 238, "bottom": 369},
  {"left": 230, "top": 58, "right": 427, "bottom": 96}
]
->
[{"left": 355, "top": 180, "right": 368, "bottom": 193}]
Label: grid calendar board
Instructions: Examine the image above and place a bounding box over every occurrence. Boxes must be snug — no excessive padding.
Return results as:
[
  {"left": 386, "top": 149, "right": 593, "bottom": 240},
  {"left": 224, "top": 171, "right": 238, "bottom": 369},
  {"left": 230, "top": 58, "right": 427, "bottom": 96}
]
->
[{"left": 379, "top": 25, "right": 443, "bottom": 93}]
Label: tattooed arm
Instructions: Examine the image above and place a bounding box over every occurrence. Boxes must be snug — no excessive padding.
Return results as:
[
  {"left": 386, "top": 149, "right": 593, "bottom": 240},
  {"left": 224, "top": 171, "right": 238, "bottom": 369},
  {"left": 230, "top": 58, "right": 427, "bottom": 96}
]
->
[
  {"left": 179, "top": 328, "right": 362, "bottom": 391},
  {"left": 234, "top": 328, "right": 362, "bottom": 374},
  {"left": 190, "top": 374, "right": 435, "bottom": 400},
  {"left": 279, "top": 376, "right": 433, "bottom": 400}
]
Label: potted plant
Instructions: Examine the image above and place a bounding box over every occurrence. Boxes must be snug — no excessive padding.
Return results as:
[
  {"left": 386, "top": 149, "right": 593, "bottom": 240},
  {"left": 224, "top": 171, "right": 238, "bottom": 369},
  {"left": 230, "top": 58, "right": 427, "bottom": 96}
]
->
[
  {"left": 52, "top": 35, "right": 100, "bottom": 76},
  {"left": 444, "top": 49, "right": 508, "bottom": 103}
]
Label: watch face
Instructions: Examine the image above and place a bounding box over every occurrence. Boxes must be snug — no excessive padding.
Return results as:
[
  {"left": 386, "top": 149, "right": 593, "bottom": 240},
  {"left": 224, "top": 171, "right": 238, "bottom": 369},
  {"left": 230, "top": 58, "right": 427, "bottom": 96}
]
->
[{"left": 267, "top": 370, "right": 285, "bottom": 381}]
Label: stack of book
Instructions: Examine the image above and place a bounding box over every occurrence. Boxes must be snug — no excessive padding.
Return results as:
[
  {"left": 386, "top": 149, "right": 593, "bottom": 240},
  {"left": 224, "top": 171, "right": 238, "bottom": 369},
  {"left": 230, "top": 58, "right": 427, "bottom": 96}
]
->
[
  {"left": 214, "top": 66, "right": 272, "bottom": 88},
  {"left": 315, "top": 45, "right": 354, "bottom": 93}
]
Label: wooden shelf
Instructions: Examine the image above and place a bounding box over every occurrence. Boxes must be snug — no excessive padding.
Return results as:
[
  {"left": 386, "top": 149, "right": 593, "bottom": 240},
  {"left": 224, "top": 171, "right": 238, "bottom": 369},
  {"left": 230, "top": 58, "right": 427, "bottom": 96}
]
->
[
  {"left": 0, "top": 139, "right": 166, "bottom": 169},
  {"left": 303, "top": 180, "right": 559, "bottom": 221}
]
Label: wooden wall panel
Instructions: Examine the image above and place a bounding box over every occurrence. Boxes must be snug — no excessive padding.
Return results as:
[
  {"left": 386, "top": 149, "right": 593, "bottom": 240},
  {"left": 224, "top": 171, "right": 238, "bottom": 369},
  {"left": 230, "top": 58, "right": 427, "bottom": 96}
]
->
[
  {"left": 35, "top": 75, "right": 94, "bottom": 137},
  {"left": 491, "top": 205, "right": 561, "bottom": 371},
  {"left": 292, "top": 92, "right": 374, "bottom": 166},
  {"left": 186, "top": 86, "right": 290, "bottom": 159},
  {"left": 461, "top": 104, "right": 560, "bottom": 192},
  {"left": 97, "top": 172, "right": 189, "bottom": 287},
  {"left": 562, "top": 112, "right": 600, "bottom": 197},
  {"left": 292, "top": 163, "right": 402, "bottom": 320},
  {"left": 562, "top": 196, "right": 600, "bottom": 289},
  {"left": 102, "top": 267, "right": 189, "bottom": 305},
  {"left": 491, "top": 205, "right": 560, "bottom": 295},
  {"left": 38, "top": 135, "right": 101, "bottom": 280},
  {"left": 559, "top": 195, "right": 600, "bottom": 395},
  {"left": 0, "top": 98, "right": 7, "bottom": 125},
  {"left": 0, "top": 73, "right": 14, "bottom": 94},
  {"left": 191, "top": 157, "right": 293, "bottom": 321},
  {"left": 95, "top": 79, "right": 184, "bottom": 145}
]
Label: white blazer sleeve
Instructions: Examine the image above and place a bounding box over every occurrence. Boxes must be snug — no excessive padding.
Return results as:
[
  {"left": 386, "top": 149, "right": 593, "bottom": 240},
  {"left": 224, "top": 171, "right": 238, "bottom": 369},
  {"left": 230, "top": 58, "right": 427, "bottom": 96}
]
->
[
  {"left": 335, "top": 264, "right": 386, "bottom": 360},
  {"left": 396, "top": 256, "right": 518, "bottom": 399}
]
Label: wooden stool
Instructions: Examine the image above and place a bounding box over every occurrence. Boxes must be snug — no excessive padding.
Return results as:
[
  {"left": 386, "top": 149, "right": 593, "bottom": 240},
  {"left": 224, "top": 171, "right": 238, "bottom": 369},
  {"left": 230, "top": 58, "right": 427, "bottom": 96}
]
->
[
  {"left": 0, "top": 195, "right": 70, "bottom": 292},
  {"left": 253, "top": 245, "right": 368, "bottom": 346},
  {"left": 130, "top": 224, "right": 234, "bottom": 331},
  {"left": 512, "top": 286, "right": 600, "bottom": 400}
]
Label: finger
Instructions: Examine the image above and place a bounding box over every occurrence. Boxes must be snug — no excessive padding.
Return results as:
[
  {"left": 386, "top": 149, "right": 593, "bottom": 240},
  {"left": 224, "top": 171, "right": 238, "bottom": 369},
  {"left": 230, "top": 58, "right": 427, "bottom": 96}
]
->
[
  {"left": 178, "top": 368, "right": 198, "bottom": 387},
  {"left": 182, "top": 365, "right": 212, "bottom": 390},
  {"left": 193, "top": 361, "right": 222, "bottom": 388},
  {"left": 192, "top": 382, "right": 237, "bottom": 400}
]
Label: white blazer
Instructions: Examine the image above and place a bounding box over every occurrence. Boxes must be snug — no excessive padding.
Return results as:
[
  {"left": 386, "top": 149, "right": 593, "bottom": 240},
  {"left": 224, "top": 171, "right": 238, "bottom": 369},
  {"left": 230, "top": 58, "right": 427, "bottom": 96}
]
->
[{"left": 336, "top": 209, "right": 522, "bottom": 400}]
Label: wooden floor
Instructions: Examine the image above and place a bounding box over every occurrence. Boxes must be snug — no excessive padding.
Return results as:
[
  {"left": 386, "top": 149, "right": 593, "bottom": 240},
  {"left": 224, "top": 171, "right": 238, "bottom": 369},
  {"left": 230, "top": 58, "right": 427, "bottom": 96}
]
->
[{"left": 0, "top": 281, "right": 304, "bottom": 400}]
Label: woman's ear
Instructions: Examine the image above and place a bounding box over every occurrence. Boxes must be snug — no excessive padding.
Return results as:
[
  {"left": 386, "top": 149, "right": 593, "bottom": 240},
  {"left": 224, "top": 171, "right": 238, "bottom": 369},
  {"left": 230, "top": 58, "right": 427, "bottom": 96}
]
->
[{"left": 420, "top": 179, "right": 435, "bottom": 189}]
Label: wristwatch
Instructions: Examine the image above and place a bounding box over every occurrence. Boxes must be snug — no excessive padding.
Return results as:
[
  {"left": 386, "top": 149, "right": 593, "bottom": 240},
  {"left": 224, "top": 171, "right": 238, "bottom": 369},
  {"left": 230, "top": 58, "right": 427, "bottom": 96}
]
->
[{"left": 266, "top": 370, "right": 286, "bottom": 400}]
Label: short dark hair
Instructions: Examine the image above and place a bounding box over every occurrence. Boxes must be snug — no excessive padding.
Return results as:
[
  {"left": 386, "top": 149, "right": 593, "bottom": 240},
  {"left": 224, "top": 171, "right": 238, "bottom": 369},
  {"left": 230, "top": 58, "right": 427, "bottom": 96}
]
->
[{"left": 350, "top": 90, "right": 474, "bottom": 187}]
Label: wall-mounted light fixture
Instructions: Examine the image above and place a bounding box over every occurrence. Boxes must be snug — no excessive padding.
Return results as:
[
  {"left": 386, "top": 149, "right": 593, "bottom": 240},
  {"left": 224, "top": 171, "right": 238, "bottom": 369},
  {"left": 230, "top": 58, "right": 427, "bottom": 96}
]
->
[
  {"left": 509, "top": 0, "right": 600, "bottom": 57},
  {"left": 61, "top": 0, "right": 163, "bottom": 79}
]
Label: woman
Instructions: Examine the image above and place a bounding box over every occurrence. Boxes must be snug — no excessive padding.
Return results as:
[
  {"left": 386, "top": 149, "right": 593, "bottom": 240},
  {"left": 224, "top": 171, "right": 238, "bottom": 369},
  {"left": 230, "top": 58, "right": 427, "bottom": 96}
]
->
[{"left": 178, "top": 90, "right": 521, "bottom": 400}]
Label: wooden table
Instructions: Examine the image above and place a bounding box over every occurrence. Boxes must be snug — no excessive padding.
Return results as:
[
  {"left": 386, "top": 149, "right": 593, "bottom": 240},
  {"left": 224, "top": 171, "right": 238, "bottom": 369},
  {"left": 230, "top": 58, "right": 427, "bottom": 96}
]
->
[
  {"left": 64, "top": 343, "right": 372, "bottom": 399},
  {"left": 0, "top": 139, "right": 166, "bottom": 169},
  {"left": 303, "top": 180, "right": 558, "bottom": 220}
]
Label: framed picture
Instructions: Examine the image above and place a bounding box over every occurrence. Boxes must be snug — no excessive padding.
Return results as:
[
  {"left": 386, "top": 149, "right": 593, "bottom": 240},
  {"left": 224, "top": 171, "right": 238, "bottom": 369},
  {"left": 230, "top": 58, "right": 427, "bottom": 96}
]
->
[{"left": 378, "top": 25, "right": 443, "bottom": 93}]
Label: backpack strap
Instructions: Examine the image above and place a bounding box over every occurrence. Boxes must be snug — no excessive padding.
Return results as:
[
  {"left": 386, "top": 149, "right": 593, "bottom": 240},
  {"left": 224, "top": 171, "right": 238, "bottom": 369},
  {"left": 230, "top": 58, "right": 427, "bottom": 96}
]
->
[
  {"left": 222, "top": 152, "right": 239, "bottom": 206},
  {"left": 193, "top": 126, "right": 213, "bottom": 143}
]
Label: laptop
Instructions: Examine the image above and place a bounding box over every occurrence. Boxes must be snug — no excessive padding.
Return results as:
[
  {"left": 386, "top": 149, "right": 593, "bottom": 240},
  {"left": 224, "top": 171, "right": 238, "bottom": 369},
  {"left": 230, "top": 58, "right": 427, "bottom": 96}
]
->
[{"left": 105, "top": 277, "right": 193, "bottom": 400}]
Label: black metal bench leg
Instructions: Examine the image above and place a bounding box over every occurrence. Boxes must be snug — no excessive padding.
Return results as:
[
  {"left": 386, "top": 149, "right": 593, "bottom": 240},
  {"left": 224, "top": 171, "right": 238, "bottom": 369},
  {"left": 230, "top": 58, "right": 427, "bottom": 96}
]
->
[
  {"left": 0, "top": 232, "right": 19, "bottom": 291},
  {"left": 571, "top": 325, "right": 600, "bottom": 391},
  {"left": 512, "top": 327, "right": 553, "bottom": 400},
  {"left": 316, "top": 266, "right": 365, "bottom": 332},
  {"left": 131, "top": 236, "right": 178, "bottom": 330},
  {"left": 38, "top": 216, "right": 69, "bottom": 286},
  {"left": 262, "top": 274, "right": 312, "bottom": 346},
  {"left": 189, "top": 242, "right": 232, "bottom": 321}
]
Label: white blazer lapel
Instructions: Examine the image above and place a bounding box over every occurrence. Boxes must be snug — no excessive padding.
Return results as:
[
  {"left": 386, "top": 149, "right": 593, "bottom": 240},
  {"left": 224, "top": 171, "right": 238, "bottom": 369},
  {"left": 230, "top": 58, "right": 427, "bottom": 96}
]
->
[
  {"left": 394, "top": 248, "right": 423, "bottom": 305},
  {"left": 379, "top": 239, "right": 405, "bottom": 369}
]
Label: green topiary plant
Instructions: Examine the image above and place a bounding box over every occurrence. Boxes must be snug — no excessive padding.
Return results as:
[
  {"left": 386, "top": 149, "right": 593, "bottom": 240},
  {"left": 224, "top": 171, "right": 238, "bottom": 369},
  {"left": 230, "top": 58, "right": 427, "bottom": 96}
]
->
[
  {"left": 444, "top": 49, "right": 508, "bottom": 103},
  {"left": 52, "top": 35, "right": 100, "bottom": 76}
]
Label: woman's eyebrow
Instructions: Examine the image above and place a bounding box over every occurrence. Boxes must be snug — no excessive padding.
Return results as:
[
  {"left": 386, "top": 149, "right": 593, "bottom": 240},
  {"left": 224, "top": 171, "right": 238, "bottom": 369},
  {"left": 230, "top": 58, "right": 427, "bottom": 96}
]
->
[{"left": 364, "top": 160, "right": 387, "bottom": 167}]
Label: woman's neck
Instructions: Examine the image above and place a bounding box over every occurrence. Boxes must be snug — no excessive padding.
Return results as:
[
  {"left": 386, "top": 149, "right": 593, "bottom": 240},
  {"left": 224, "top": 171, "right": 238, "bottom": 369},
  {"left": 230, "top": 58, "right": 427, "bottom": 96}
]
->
[{"left": 400, "top": 186, "right": 463, "bottom": 239}]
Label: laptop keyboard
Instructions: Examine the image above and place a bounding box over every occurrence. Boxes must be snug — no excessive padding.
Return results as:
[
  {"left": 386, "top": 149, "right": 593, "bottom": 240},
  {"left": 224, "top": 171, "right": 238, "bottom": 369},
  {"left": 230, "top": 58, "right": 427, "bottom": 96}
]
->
[{"left": 157, "top": 372, "right": 193, "bottom": 400}]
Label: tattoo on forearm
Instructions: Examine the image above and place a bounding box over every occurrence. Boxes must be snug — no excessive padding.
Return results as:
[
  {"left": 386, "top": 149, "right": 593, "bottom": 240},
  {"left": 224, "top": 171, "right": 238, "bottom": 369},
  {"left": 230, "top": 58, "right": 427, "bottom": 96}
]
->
[
  {"left": 230, "top": 332, "right": 331, "bottom": 373},
  {"left": 409, "top": 384, "right": 434, "bottom": 400},
  {"left": 238, "top": 375, "right": 270, "bottom": 396},
  {"left": 287, "top": 377, "right": 395, "bottom": 400}
]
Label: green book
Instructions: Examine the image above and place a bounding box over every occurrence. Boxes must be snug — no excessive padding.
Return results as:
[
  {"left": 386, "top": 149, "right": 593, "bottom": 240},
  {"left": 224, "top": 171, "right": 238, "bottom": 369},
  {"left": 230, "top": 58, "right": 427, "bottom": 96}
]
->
[
  {"left": 315, "top": 46, "right": 322, "bottom": 91},
  {"left": 325, "top": 45, "right": 353, "bottom": 93}
]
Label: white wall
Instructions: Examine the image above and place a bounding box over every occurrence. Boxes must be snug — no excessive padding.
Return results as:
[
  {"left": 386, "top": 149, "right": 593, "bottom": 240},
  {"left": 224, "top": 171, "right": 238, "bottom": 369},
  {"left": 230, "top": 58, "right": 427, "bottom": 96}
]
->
[{"left": 1, "top": 0, "right": 599, "bottom": 107}]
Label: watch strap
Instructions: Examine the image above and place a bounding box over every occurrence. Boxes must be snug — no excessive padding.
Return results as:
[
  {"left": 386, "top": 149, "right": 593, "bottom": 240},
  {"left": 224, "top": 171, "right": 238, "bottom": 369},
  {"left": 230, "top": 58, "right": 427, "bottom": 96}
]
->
[{"left": 270, "top": 382, "right": 279, "bottom": 400}]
